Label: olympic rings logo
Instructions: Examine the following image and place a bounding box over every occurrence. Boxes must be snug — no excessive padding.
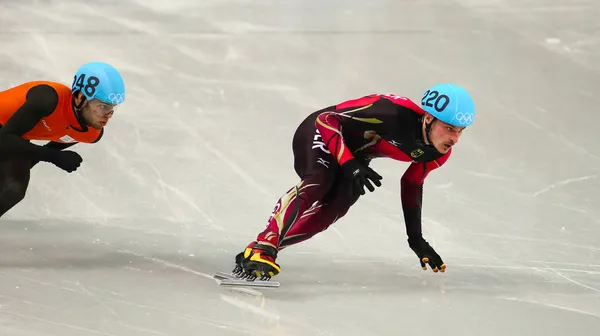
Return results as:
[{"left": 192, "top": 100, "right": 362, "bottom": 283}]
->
[
  {"left": 108, "top": 93, "right": 125, "bottom": 105},
  {"left": 454, "top": 112, "right": 473, "bottom": 125}
]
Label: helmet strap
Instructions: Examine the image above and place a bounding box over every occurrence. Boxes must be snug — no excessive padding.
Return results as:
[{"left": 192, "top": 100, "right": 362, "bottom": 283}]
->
[
  {"left": 420, "top": 116, "right": 435, "bottom": 146},
  {"left": 71, "top": 91, "right": 90, "bottom": 131}
]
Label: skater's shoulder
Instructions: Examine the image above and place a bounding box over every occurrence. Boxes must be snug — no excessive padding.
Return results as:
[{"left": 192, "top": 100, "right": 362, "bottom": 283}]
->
[
  {"left": 374, "top": 94, "right": 424, "bottom": 115},
  {"left": 1, "top": 81, "right": 64, "bottom": 108},
  {"left": 5, "top": 80, "right": 69, "bottom": 95},
  {"left": 29, "top": 82, "right": 73, "bottom": 101},
  {"left": 26, "top": 82, "right": 59, "bottom": 97},
  {"left": 23, "top": 83, "right": 62, "bottom": 115}
]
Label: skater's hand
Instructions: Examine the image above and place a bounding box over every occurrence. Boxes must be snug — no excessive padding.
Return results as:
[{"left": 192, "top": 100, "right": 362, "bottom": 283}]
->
[
  {"left": 49, "top": 150, "right": 83, "bottom": 173},
  {"left": 408, "top": 237, "right": 446, "bottom": 273},
  {"left": 340, "top": 158, "right": 382, "bottom": 195}
]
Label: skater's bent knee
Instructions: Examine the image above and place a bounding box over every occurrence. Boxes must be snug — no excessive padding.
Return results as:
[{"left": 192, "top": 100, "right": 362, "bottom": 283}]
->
[
  {"left": 0, "top": 180, "right": 27, "bottom": 208},
  {"left": 299, "top": 177, "right": 337, "bottom": 200}
]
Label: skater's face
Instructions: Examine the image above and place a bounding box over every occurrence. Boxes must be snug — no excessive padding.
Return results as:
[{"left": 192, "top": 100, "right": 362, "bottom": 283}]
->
[
  {"left": 424, "top": 113, "right": 465, "bottom": 154},
  {"left": 81, "top": 99, "right": 117, "bottom": 130}
]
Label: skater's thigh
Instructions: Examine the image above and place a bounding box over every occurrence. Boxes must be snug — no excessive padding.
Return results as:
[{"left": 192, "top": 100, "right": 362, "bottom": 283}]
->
[
  {"left": 0, "top": 158, "right": 31, "bottom": 210},
  {"left": 0, "top": 158, "right": 30, "bottom": 191},
  {"left": 322, "top": 174, "right": 360, "bottom": 212},
  {"left": 292, "top": 112, "right": 339, "bottom": 188}
]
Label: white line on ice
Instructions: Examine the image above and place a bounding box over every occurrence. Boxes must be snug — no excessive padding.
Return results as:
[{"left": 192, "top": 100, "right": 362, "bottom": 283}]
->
[
  {"left": 145, "top": 159, "right": 220, "bottom": 229},
  {"left": 75, "top": 281, "right": 118, "bottom": 316},
  {"left": 532, "top": 175, "right": 597, "bottom": 197},
  {"left": 497, "top": 297, "right": 600, "bottom": 319},
  {"left": 0, "top": 311, "right": 119, "bottom": 336},
  {"left": 219, "top": 294, "right": 280, "bottom": 321},
  {"left": 203, "top": 142, "right": 275, "bottom": 199},
  {"left": 454, "top": 264, "right": 600, "bottom": 275},
  {"left": 118, "top": 249, "right": 215, "bottom": 281},
  {"left": 463, "top": 232, "right": 600, "bottom": 251},
  {"left": 546, "top": 267, "right": 600, "bottom": 294}
]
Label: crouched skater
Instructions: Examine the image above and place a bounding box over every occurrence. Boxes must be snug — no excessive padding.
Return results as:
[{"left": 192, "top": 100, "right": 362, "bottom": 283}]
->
[{"left": 232, "top": 84, "right": 475, "bottom": 281}]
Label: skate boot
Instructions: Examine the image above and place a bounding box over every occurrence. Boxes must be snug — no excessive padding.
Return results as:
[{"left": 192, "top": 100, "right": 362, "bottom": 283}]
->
[
  {"left": 232, "top": 241, "right": 280, "bottom": 281},
  {"left": 231, "top": 241, "right": 254, "bottom": 276}
]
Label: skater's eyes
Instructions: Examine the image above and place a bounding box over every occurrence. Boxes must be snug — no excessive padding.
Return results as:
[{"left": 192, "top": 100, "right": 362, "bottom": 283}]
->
[
  {"left": 95, "top": 103, "right": 118, "bottom": 114},
  {"left": 446, "top": 126, "right": 463, "bottom": 133}
]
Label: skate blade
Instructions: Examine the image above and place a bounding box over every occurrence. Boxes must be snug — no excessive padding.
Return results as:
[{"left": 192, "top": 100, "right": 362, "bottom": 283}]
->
[
  {"left": 213, "top": 271, "right": 238, "bottom": 280},
  {"left": 218, "top": 278, "right": 280, "bottom": 288}
]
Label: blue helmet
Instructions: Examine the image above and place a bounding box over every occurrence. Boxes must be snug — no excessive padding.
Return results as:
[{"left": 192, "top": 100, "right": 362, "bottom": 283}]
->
[
  {"left": 72, "top": 62, "right": 125, "bottom": 106},
  {"left": 420, "top": 84, "right": 474, "bottom": 127}
]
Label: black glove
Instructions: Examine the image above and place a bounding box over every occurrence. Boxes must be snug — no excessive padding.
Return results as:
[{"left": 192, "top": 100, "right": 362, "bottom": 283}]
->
[
  {"left": 408, "top": 236, "right": 446, "bottom": 273},
  {"left": 48, "top": 150, "right": 83, "bottom": 173},
  {"left": 340, "top": 158, "right": 382, "bottom": 195}
]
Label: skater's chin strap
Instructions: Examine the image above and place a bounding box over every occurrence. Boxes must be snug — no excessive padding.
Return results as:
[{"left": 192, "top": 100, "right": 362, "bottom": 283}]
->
[
  {"left": 418, "top": 116, "right": 435, "bottom": 147},
  {"left": 71, "top": 91, "right": 90, "bottom": 131}
]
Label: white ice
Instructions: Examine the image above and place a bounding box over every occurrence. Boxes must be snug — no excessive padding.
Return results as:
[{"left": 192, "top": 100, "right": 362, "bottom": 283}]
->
[{"left": 0, "top": 0, "right": 599, "bottom": 335}]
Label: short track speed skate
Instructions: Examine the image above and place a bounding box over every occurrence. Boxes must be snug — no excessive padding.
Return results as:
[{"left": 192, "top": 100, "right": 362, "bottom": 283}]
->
[{"left": 214, "top": 242, "right": 281, "bottom": 288}]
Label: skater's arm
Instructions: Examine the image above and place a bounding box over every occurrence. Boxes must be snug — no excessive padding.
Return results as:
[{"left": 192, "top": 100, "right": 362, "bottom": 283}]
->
[
  {"left": 30, "top": 141, "right": 78, "bottom": 168},
  {"left": 0, "top": 84, "right": 62, "bottom": 162},
  {"left": 400, "top": 152, "right": 451, "bottom": 238},
  {"left": 315, "top": 111, "right": 356, "bottom": 166},
  {"left": 315, "top": 96, "right": 396, "bottom": 165},
  {"left": 44, "top": 141, "right": 78, "bottom": 151},
  {"left": 401, "top": 163, "right": 427, "bottom": 239}
]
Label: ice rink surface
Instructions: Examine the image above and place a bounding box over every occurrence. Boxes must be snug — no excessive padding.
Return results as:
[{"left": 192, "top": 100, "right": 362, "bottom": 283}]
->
[{"left": 1, "top": 0, "right": 599, "bottom": 335}]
